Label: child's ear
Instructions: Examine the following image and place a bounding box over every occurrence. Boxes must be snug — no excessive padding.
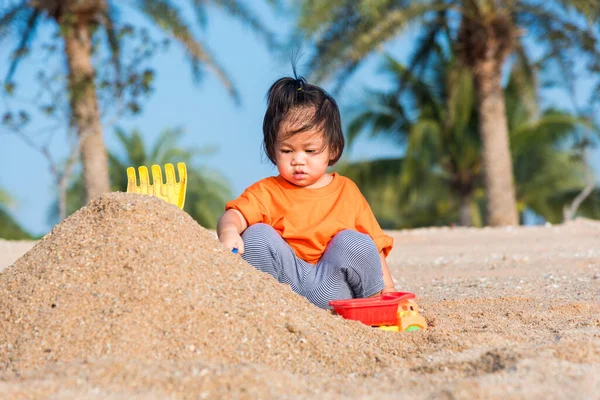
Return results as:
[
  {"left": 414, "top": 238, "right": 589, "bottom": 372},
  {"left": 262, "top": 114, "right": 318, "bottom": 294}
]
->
[{"left": 328, "top": 149, "right": 338, "bottom": 166}]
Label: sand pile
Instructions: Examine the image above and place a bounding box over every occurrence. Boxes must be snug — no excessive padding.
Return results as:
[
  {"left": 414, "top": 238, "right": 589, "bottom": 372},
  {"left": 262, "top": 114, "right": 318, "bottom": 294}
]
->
[
  {"left": 0, "top": 193, "right": 410, "bottom": 384},
  {"left": 0, "top": 193, "right": 404, "bottom": 380}
]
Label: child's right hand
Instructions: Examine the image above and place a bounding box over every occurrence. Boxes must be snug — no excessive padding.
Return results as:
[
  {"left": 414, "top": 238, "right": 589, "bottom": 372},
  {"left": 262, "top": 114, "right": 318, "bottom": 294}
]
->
[{"left": 219, "top": 230, "right": 245, "bottom": 254}]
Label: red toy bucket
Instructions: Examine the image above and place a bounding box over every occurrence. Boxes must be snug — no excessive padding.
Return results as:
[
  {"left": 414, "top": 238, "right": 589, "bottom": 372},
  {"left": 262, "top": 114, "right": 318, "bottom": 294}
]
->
[{"left": 329, "top": 292, "right": 416, "bottom": 326}]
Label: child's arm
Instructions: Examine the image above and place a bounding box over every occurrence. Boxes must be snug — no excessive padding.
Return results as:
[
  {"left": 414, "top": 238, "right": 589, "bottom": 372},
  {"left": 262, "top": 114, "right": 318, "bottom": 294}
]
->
[
  {"left": 217, "top": 209, "right": 248, "bottom": 253},
  {"left": 380, "top": 252, "right": 396, "bottom": 293}
]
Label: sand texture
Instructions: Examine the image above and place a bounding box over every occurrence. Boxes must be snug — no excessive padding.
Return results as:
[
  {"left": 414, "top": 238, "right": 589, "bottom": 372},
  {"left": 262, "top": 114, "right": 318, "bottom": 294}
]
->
[{"left": 0, "top": 192, "right": 599, "bottom": 399}]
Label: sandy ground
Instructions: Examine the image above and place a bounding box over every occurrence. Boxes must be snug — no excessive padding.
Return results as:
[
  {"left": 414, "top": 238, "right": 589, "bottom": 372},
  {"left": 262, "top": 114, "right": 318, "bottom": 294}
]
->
[
  {"left": 0, "top": 193, "right": 598, "bottom": 399},
  {"left": 0, "top": 240, "right": 36, "bottom": 273}
]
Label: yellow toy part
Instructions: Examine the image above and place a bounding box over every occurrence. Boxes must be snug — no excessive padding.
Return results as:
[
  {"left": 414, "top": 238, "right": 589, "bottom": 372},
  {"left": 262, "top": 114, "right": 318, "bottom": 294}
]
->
[
  {"left": 126, "top": 162, "right": 187, "bottom": 209},
  {"left": 378, "top": 325, "right": 400, "bottom": 332},
  {"left": 378, "top": 300, "right": 427, "bottom": 332},
  {"left": 397, "top": 301, "right": 427, "bottom": 332}
]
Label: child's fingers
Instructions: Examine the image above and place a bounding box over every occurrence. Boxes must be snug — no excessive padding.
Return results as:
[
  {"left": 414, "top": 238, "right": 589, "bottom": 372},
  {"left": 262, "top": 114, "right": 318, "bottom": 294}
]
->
[
  {"left": 229, "top": 237, "right": 244, "bottom": 255},
  {"left": 237, "top": 240, "right": 245, "bottom": 255}
]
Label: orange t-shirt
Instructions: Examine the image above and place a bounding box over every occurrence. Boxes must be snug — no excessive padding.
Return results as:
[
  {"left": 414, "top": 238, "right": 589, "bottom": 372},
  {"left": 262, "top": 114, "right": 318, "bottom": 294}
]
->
[{"left": 225, "top": 172, "right": 393, "bottom": 263}]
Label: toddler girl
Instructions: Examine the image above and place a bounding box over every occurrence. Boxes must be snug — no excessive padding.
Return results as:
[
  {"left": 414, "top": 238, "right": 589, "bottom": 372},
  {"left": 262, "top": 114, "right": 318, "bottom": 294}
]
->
[{"left": 217, "top": 72, "right": 395, "bottom": 309}]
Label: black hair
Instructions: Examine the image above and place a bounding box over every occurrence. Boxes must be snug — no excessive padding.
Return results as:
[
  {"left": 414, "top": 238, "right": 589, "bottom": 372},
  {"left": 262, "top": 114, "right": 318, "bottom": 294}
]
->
[{"left": 262, "top": 66, "right": 344, "bottom": 166}]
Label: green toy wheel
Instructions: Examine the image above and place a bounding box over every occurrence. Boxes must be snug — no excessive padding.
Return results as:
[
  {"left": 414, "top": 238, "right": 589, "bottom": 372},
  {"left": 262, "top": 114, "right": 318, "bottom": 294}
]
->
[{"left": 405, "top": 325, "right": 421, "bottom": 332}]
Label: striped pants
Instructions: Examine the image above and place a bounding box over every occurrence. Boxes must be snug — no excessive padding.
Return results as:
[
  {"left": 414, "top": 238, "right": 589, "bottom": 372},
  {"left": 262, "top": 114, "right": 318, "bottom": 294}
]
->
[{"left": 241, "top": 223, "right": 385, "bottom": 309}]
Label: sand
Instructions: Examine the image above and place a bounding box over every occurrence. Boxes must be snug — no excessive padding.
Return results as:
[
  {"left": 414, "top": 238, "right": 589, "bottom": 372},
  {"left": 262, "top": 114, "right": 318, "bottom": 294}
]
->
[{"left": 0, "top": 192, "right": 598, "bottom": 399}]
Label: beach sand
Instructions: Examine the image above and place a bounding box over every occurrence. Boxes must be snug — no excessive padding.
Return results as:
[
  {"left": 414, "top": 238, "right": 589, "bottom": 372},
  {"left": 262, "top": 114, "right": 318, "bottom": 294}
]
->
[{"left": 1, "top": 193, "right": 598, "bottom": 399}]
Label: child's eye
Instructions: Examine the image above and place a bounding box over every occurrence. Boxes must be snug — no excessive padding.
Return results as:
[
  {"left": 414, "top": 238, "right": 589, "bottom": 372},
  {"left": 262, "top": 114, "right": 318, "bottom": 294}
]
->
[
  {"left": 306, "top": 149, "right": 315, "bottom": 153},
  {"left": 280, "top": 149, "right": 292, "bottom": 154}
]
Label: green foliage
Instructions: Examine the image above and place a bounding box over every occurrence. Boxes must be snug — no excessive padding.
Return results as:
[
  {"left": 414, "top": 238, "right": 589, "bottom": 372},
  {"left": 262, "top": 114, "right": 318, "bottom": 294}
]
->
[
  {"left": 548, "top": 188, "right": 600, "bottom": 219},
  {"left": 0, "top": 187, "right": 34, "bottom": 239},
  {"left": 335, "top": 158, "right": 458, "bottom": 229},
  {"left": 342, "top": 53, "right": 598, "bottom": 227},
  {"left": 293, "top": 0, "right": 600, "bottom": 96},
  {"left": 48, "top": 127, "right": 232, "bottom": 229},
  {"left": 1, "top": 1, "right": 274, "bottom": 101},
  {"left": 185, "top": 169, "right": 232, "bottom": 229},
  {"left": 504, "top": 70, "right": 600, "bottom": 222},
  {"left": 0, "top": 206, "right": 33, "bottom": 240},
  {"left": 335, "top": 158, "right": 404, "bottom": 228},
  {"left": 0, "top": 188, "right": 13, "bottom": 207}
]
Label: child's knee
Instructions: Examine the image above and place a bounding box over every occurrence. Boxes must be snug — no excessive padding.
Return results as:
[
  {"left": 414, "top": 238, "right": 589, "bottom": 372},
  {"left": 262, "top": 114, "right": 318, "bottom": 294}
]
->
[
  {"left": 330, "top": 229, "right": 378, "bottom": 256},
  {"left": 242, "top": 223, "right": 285, "bottom": 257},
  {"left": 242, "top": 223, "right": 277, "bottom": 241}
]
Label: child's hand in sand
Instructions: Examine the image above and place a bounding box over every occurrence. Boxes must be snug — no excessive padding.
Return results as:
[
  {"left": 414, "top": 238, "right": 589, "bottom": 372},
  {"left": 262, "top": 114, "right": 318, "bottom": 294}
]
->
[{"left": 219, "top": 229, "right": 245, "bottom": 254}]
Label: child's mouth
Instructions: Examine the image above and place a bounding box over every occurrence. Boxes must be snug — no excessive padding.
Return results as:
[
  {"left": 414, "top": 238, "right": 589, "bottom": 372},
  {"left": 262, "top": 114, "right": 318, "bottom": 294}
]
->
[{"left": 293, "top": 171, "right": 307, "bottom": 179}]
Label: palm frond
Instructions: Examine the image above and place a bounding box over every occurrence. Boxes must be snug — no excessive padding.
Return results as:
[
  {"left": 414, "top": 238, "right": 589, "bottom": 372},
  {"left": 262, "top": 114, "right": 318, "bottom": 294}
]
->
[
  {"left": 405, "top": 7, "right": 450, "bottom": 82},
  {"left": 114, "top": 127, "right": 147, "bottom": 166},
  {"left": 345, "top": 89, "right": 410, "bottom": 147},
  {"left": 6, "top": 7, "right": 40, "bottom": 81},
  {"left": 397, "top": 119, "right": 443, "bottom": 195},
  {"left": 185, "top": 168, "right": 232, "bottom": 228},
  {"left": 517, "top": 2, "right": 599, "bottom": 76},
  {"left": 0, "top": 1, "right": 28, "bottom": 41},
  {"left": 150, "top": 126, "right": 186, "bottom": 161},
  {"left": 335, "top": 157, "right": 406, "bottom": 229},
  {"left": 98, "top": 3, "right": 122, "bottom": 92},
  {"left": 189, "top": 0, "right": 209, "bottom": 29},
  {"left": 337, "top": 156, "right": 457, "bottom": 229},
  {"left": 382, "top": 55, "right": 444, "bottom": 121},
  {"left": 515, "top": 150, "right": 586, "bottom": 223},
  {"left": 296, "top": 0, "right": 353, "bottom": 34},
  {"left": 336, "top": 158, "right": 403, "bottom": 187},
  {"left": 510, "top": 39, "right": 539, "bottom": 117},
  {"left": 552, "top": 0, "right": 600, "bottom": 21},
  {"left": 405, "top": 118, "right": 442, "bottom": 163},
  {"left": 445, "top": 62, "right": 473, "bottom": 132},
  {"left": 510, "top": 112, "right": 593, "bottom": 157},
  {"left": 210, "top": 0, "right": 276, "bottom": 48},
  {"left": 303, "top": 2, "right": 438, "bottom": 84},
  {"left": 304, "top": 4, "right": 362, "bottom": 82},
  {"left": 135, "top": 0, "right": 238, "bottom": 101}
]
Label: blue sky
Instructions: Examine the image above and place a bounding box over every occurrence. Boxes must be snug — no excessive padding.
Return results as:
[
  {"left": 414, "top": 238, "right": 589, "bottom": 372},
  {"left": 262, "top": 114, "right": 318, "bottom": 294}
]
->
[{"left": 1, "top": 3, "right": 598, "bottom": 236}]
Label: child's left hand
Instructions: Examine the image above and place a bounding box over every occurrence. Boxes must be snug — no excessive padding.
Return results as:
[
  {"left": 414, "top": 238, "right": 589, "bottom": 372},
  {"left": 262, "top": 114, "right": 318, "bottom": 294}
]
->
[{"left": 219, "top": 229, "right": 245, "bottom": 255}]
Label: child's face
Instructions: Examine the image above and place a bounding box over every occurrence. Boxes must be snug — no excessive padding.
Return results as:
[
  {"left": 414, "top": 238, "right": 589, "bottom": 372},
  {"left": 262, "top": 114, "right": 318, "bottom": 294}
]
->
[{"left": 274, "top": 126, "right": 334, "bottom": 189}]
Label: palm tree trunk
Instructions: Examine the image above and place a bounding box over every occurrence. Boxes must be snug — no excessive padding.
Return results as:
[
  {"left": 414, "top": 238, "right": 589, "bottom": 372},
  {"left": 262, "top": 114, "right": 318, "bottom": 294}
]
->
[
  {"left": 63, "top": 20, "right": 110, "bottom": 204},
  {"left": 458, "top": 191, "right": 472, "bottom": 227},
  {"left": 472, "top": 59, "right": 519, "bottom": 226}
]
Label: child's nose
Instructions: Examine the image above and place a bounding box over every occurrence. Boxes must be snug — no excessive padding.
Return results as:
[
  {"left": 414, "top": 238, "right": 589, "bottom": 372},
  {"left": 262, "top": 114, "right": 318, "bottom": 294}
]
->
[{"left": 292, "top": 153, "right": 306, "bottom": 164}]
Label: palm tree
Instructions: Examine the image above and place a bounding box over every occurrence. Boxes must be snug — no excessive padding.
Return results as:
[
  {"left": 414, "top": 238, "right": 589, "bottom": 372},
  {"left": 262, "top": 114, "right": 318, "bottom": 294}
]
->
[
  {"left": 346, "top": 54, "right": 482, "bottom": 226},
  {"left": 504, "top": 72, "right": 600, "bottom": 223},
  {"left": 49, "top": 127, "right": 232, "bottom": 229},
  {"left": 1, "top": 0, "right": 273, "bottom": 204},
  {"left": 343, "top": 54, "right": 597, "bottom": 227},
  {"left": 293, "top": 0, "right": 599, "bottom": 226}
]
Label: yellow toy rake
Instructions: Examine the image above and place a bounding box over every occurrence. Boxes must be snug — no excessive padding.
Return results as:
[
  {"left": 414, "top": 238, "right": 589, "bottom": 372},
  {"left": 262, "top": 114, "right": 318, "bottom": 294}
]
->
[{"left": 126, "top": 162, "right": 187, "bottom": 209}]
